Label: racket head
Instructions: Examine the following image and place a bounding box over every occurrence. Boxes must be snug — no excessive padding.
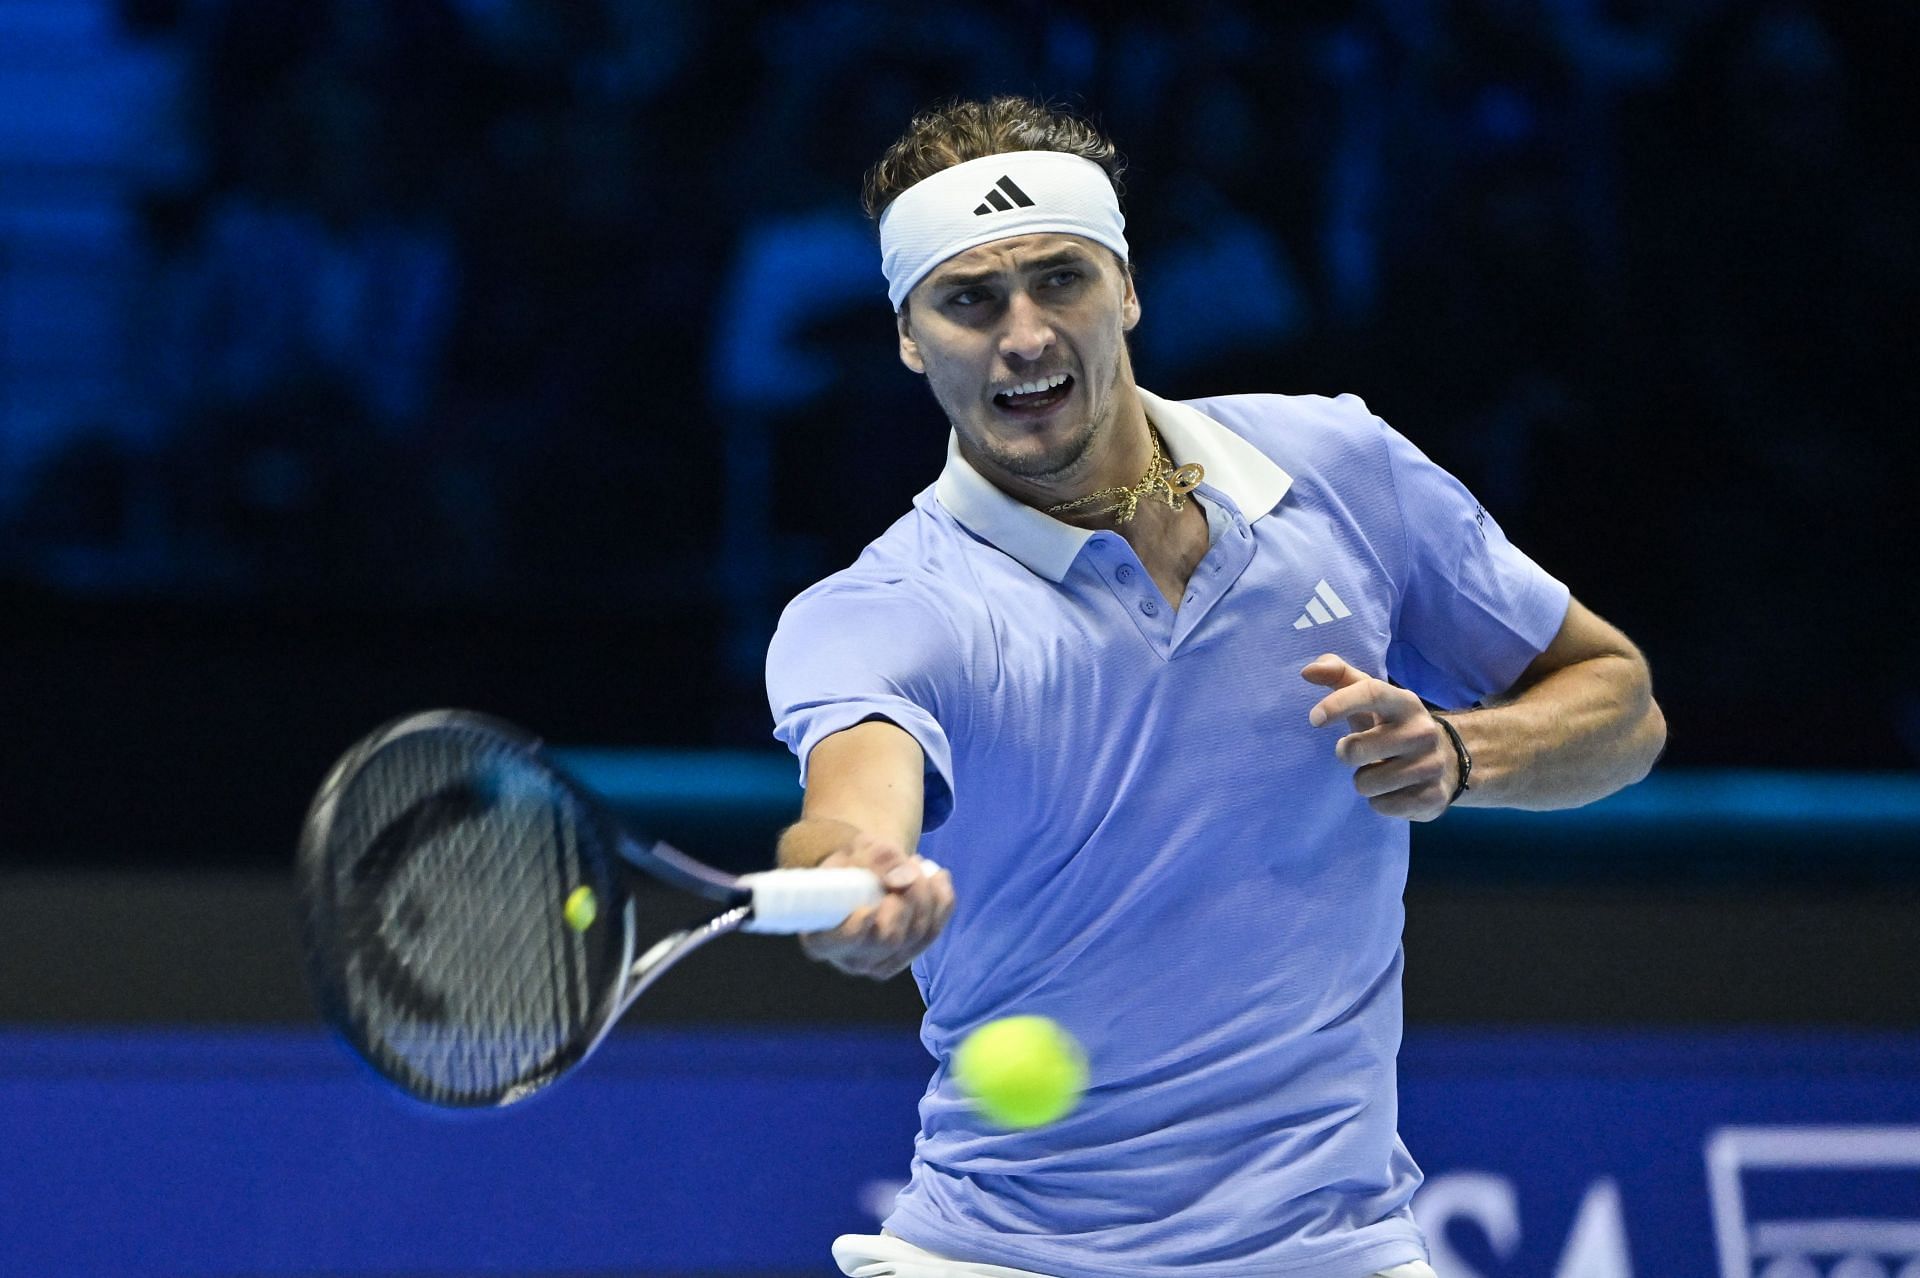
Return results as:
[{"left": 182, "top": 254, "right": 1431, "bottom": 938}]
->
[{"left": 297, "top": 710, "right": 636, "bottom": 1107}]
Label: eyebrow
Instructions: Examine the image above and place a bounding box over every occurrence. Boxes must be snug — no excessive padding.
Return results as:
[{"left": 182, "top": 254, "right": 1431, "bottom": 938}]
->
[{"left": 929, "top": 249, "right": 1088, "bottom": 291}]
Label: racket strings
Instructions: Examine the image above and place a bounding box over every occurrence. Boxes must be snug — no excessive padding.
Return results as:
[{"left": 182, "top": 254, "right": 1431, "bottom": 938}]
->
[{"left": 316, "top": 728, "right": 619, "bottom": 1104}]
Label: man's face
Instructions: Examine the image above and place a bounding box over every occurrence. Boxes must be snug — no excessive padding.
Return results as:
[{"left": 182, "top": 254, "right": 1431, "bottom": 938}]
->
[{"left": 897, "top": 233, "right": 1141, "bottom": 488}]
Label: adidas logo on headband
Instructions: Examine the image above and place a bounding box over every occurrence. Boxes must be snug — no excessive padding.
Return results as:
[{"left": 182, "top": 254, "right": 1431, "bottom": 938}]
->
[
  {"left": 973, "top": 176, "right": 1036, "bottom": 216},
  {"left": 880, "top": 151, "right": 1128, "bottom": 310}
]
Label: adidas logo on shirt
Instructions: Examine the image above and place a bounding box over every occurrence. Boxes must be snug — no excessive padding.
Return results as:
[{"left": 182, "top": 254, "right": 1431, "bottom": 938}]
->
[
  {"left": 1292, "top": 579, "right": 1353, "bottom": 629},
  {"left": 973, "top": 176, "right": 1036, "bottom": 216}
]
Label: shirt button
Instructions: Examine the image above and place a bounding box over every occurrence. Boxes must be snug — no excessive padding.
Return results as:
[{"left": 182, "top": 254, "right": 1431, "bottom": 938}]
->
[
  {"left": 1116, "top": 565, "right": 1135, "bottom": 583},
  {"left": 1140, "top": 598, "right": 1159, "bottom": 616}
]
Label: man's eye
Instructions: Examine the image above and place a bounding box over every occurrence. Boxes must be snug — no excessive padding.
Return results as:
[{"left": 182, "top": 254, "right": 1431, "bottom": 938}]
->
[
  {"left": 948, "top": 289, "right": 985, "bottom": 307},
  {"left": 1045, "top": 269, "right": 1081, "bottom": 287}
]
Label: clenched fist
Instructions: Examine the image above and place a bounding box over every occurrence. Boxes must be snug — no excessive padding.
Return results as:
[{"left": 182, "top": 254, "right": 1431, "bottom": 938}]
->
[{"left": 782, "top": 822, "right": 954, "bottom": 980}]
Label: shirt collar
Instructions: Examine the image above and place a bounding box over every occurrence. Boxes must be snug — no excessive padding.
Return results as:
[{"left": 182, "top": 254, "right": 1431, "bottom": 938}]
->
[{"left": 932, "top": 386, "right": 1294, "bottom": 581}]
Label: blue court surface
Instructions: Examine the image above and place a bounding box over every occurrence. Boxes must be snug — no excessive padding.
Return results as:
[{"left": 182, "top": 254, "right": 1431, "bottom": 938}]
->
[{"left": 3, "top": 1025, "right": 1917, "bottom": 1277}]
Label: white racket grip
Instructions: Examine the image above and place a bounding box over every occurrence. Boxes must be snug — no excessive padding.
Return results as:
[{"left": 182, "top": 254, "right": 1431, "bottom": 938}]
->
[
  {"left": 739, "top": 868, "right": 883, "bottom": 933},
  {"left": 738, "top": 860, "right": 943, "bottom": 934}
]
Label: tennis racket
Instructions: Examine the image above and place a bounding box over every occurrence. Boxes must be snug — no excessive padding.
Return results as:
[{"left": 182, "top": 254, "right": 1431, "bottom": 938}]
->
[{"left": 296, "top": 708, "right": 885, "bottom": 1108}]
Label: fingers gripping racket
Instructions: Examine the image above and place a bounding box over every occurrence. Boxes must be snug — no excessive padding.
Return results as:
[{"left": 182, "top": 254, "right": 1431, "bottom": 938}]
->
[{"left": 297, "top": 709, "right": 881, "bottom": 1108}]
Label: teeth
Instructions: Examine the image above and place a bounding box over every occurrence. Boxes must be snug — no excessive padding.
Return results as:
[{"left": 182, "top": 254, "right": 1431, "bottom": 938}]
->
[{"left": 1001, "top": 373, "right": 1070, "bottom": 398}]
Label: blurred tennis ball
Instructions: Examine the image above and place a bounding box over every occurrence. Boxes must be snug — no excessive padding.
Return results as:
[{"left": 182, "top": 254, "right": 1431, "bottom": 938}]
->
[
  {"left": 953, "top": 1015, "right": 1086, "bottom": 1129},
  {"left": 563, "top": 886, "right": 597, "bottom": 932}
]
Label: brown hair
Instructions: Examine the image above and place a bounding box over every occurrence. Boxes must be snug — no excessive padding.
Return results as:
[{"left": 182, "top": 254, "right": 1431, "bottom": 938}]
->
[{"left": 861, "top": 96, "right": 1126, "bottom": 223}]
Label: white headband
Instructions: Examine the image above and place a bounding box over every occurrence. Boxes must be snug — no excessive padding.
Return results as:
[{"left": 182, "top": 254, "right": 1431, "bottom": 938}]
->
[{"left": 878, "top": 151, "right": 1129, "bottom": 311}]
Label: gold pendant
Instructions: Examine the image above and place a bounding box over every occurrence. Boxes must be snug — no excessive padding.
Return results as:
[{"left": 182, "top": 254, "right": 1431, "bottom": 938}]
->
[{"left": 1167, "top": 462, "right": 1204, "bottom": 496}]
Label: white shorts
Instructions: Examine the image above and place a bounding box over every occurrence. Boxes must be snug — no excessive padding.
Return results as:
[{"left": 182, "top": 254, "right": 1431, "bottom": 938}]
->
[{"left": 832, "top": 1233, "right": 1439, "bottom": 1278}]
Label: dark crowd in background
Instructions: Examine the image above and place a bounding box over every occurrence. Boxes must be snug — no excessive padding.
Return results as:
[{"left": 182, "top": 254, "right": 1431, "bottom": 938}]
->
[{"left": 1, "top": 0, "right": 1915, "bottom": 865}]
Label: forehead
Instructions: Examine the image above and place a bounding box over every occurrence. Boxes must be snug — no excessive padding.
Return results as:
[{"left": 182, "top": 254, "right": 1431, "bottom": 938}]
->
[{"left": 923, "top": 233, "right": 1104, "bottom": 285}]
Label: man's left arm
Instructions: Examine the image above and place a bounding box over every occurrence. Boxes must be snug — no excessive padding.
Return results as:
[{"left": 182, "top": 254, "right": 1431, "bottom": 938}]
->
[{"left": 1303, "top": 596, "right": 1668, "bottom": 819}]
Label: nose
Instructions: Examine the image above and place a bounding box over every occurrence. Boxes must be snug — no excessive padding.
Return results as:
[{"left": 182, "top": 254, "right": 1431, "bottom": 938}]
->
[{"left": 998, "top": 290, "right": 1055, "bottom": 364}]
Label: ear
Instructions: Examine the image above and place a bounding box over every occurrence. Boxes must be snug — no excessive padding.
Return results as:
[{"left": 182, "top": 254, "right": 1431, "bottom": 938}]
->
[
  {"left": 897, "top": 308, "right": 925, "bottom": 375},
  {"left": 1120, "top": 269, "right": 1141, "bottom": 333}
]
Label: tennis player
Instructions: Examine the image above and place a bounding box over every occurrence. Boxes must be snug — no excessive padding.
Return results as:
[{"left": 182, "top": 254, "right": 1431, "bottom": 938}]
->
[{"left": 766, "top": 97, "right": 1666, "bottom": 1278}]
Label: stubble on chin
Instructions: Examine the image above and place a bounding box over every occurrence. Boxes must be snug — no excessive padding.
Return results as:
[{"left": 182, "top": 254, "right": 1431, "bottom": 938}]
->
[
  {"left": 929, "top": 375, "right": 1096, "bottom": 486},
  {"left": 982, "top": 417, "right": 1100, "bottom": 483},
  {"left": 935, "top": 342, "right": 1129, "bottom": 490},
  {"left": 965, "top": 373, "right": 1119, "bottom": 487}
]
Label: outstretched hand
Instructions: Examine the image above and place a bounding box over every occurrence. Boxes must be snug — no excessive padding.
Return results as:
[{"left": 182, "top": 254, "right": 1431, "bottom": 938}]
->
[
  {"left": 1301, "top": 653, "right": 1458, "bottom": 822},
  {"left": 798, "top": 830, "right": 954, "bottom": 981}
]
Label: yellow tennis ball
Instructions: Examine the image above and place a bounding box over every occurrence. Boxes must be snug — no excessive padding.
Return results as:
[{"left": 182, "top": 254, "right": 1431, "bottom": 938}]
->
[
  {"left": 953, "top": 1015, "right": 1087, "bottom": 1129},
  {"left": 563, "top": 886, "right": 598, "bottom": 932}
]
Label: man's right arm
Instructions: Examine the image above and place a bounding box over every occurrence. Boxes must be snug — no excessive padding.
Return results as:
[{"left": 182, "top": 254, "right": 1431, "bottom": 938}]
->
[{"left": 776, "top": 719, "right": 954, "bottom": 980}]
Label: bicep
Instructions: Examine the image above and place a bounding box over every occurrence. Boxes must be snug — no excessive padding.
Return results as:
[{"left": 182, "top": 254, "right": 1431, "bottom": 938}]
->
[
  {"left": 1502, "top": 595, "right": 1646, "bottom": 698},
  {"left": 800, "top": 718, "right": 927, "bottom": 852}
]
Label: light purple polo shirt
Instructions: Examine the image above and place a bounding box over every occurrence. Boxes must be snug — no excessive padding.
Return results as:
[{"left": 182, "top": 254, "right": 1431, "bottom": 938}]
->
[{"left": 766, "top": 389, "right": 1569, "bottom": 1278}]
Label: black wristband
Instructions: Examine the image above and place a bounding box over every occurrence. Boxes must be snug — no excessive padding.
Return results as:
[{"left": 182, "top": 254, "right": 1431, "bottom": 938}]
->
[{"left": 1432, "top": 713, "right": 1472, "bottom": 805}]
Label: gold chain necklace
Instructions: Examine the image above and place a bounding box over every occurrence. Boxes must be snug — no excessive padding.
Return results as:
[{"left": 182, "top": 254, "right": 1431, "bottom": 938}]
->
[{"left": 1044, "top": 429, "right": 1205, "bottom": 525}]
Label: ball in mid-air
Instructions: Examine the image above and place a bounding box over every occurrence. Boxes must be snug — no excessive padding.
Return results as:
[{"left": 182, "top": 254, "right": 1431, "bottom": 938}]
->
[
  {"left": 953, "top": 1015, "right": 1087, "bottom": 1129},
  {"left": 563, "top": 885, "right": 598, "bottom": 932}
]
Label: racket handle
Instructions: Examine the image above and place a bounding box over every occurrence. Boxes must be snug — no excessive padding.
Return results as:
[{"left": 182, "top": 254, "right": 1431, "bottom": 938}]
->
[{"left": 737, "top": 867, "right": 884, "bottom": 933}]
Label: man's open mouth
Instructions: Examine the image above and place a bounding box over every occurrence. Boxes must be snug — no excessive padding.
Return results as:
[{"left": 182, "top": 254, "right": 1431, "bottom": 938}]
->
[{"left": 993, "top": 373, "right": 1074, "bottom": 415}]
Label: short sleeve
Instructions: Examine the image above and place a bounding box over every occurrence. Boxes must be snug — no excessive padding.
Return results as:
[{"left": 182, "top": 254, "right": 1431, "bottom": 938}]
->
[
  {"left": 765, "top": 582, "right": 959, "bottom": 830},
  {"left": 1378, "top": 420, "right": 1571, "bottom": 707}
]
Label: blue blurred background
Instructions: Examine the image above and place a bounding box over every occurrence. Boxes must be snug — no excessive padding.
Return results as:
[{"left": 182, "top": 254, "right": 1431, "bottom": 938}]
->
[{"left": 1, "top": 1, "right": 1916, "bottom": 1274}]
